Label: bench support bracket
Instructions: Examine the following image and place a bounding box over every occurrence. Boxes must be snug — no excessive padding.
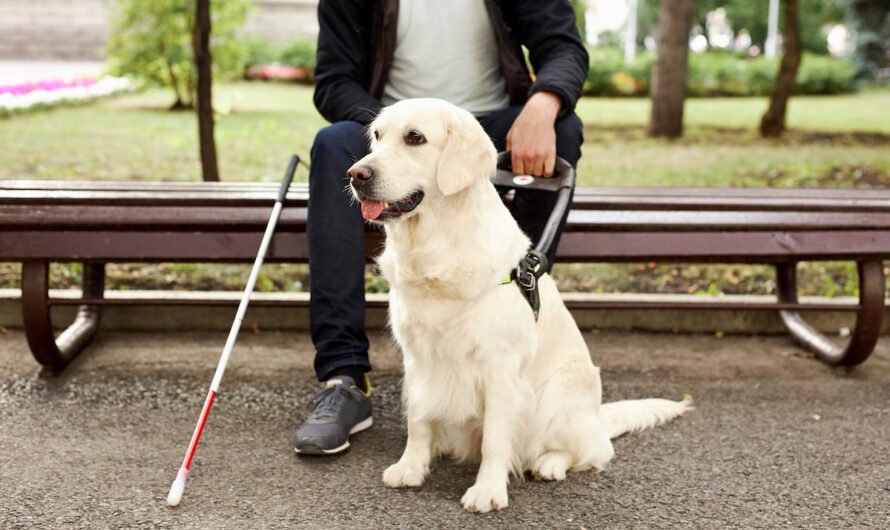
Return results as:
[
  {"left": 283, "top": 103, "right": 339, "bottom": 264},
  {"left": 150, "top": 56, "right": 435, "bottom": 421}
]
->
[
  {"left": 776, "top": 260, "right": 885, "bottom": 366},
  {"left": 21, "top": 262, "right": 105, "bottom": 377}
]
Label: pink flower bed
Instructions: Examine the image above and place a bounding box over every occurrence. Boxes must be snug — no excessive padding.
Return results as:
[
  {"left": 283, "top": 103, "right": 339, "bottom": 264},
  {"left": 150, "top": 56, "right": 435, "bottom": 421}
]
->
[
  {"left": 245, "top": 64, "right": 314, "bottom": 83},
  {"left": 0, "top": 76, "right": 131, "bottom": 115},
  {"left": 0, "top": 78, "right": 100, "bottom": 96}
]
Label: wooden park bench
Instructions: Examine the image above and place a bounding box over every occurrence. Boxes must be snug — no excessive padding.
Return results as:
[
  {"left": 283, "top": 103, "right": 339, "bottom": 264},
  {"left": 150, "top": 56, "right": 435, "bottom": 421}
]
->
[{"left": 1, "top": 179, "right": 888, "bottom": 376}]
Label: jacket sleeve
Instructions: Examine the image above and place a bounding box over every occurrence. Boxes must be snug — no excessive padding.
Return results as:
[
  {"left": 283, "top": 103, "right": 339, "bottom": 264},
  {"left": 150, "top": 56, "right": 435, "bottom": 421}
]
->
[
  {"left": 515, "top": 0, "right": 589, "bottom": 118},
  {"left": 313, "top": 0, "right": 384, "bottom": 125}
]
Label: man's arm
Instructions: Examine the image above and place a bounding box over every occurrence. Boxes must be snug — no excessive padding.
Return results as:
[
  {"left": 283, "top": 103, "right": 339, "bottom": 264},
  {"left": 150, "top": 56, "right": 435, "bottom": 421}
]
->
[
  {"left": 507, "top": 0, "right": 589, "bottom": 176},
  {"left": 313, "top": 0, "right": 383, "bottom": 125},
  {"left": 516, "top": 0, "right": 589, "bottom": 119}
]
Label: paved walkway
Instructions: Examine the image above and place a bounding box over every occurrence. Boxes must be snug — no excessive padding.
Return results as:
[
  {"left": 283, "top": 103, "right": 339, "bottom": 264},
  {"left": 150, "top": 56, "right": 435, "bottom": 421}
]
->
[{"left": 1, "top": 329, "right": 889, "bottom": 528}]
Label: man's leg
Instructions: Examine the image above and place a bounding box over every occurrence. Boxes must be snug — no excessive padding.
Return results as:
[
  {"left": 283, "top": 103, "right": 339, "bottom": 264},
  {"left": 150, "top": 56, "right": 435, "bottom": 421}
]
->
[
  {"left": 478, "top": 108, "right": 584, "bottom": 269},
  {"left": 307, "top": 121, "right": 373, "bottom": 381},
  {"left": 296, "top": 120, "right": 374, "bottom": 455}
]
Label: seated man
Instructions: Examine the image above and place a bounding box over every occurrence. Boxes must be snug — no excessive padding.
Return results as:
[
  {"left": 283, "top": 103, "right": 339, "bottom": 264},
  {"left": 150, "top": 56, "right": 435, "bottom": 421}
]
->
[{"left": 294, "top": 0, "right": 589, "bottom": 455}]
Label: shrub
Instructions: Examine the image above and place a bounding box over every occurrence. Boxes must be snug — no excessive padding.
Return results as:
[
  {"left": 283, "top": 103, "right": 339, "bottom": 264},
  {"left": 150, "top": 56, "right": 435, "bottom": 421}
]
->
[
  {"left": 279, "top": 39, "right": 317, "bottom": 70},
  {"left": 584, "top": 48, "right": 652, "bottom": 96},
  {"left": 239, "top": 35, "right": 279, "bottom": 71},
  {"left": 584, "top": 47, "right": 855, "bottom": 97},
  {"left": 237, "top": 36, "right": 316, "bottom": 84},
  {"left": 268, "top": 38, "right": 317, "bottom": 84},
  {"left": 795, "top": 54, "right": 856, "bottom": 94}
]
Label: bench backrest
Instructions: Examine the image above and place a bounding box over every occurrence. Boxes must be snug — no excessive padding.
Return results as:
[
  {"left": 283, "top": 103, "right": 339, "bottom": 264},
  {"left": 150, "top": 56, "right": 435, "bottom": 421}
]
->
[{"left": 2, "top": 180, "right": 890, "bottom": 263}]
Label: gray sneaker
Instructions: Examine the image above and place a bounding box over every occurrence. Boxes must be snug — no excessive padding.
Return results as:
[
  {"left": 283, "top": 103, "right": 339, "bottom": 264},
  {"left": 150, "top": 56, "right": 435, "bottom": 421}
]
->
[{"left": 293, "top": 375, "right": 373, "bottom": 455}]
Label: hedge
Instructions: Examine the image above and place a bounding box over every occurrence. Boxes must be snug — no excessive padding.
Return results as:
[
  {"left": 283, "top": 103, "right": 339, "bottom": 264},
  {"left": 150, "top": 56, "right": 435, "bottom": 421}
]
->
[
  {"left": 237, "top": 36, "right": 856, "bottom": 97},
  {"left": 584, "top": 48, "right": 855, "bottom": 97}
]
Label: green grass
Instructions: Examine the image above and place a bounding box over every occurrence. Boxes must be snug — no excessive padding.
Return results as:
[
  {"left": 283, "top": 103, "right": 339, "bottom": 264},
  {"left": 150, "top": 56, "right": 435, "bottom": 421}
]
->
[
  {"left": 3, "top": 82, "right": 889, "bottom": 189},
  {"left": 2, "top": 83, "right": 889, "bottom": 297},
  {"left": 573, "top": 92, "right": 890, "bottom": 187},
  {"left": 575, "top": 89, "right": 890, "bottom": 132},
  {"left": 0, "top": 82, "right": 322, "bottom": 182}
]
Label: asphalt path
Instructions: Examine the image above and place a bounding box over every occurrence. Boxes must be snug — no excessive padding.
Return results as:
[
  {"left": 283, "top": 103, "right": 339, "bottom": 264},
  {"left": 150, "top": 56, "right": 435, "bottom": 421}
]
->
[{"left": 1, "top": 328, "right": 888, "bottom": 528}]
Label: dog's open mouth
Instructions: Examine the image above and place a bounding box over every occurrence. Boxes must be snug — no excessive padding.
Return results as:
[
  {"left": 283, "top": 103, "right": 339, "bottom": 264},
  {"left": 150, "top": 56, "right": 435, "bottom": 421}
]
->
[{"left": 360, "top": 190, "right": 424, "bottom": 221}]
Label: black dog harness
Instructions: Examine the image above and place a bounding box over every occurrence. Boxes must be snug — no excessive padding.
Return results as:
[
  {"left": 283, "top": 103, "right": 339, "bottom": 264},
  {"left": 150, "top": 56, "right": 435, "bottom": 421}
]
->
[
  {"left": 492, "top": 152, "right": 574, "bottom": 323},
  {"left": 502, "top": 250, "right": 548, "bottom": 321}
]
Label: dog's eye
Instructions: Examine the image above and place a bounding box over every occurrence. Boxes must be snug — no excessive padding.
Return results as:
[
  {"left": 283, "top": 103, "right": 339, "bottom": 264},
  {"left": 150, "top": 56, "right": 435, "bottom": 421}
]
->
[
  {"left": 405, "top": 130, "right": 426, "bottom": 145},
  {"left": 373, "top": 130, "right": 379, "bottom": 141}
]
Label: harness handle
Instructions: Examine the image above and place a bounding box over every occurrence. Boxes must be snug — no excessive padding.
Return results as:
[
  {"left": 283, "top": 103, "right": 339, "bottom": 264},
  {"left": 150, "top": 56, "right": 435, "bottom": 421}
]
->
[{"left": 493, "top": 152, "right": 576, "bottom": 258}]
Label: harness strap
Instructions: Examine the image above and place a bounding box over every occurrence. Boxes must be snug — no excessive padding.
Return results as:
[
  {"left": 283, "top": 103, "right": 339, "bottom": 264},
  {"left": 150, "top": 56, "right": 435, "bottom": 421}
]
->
[{"left": 509, "top": 250, "right": 548, "bottom": 321}]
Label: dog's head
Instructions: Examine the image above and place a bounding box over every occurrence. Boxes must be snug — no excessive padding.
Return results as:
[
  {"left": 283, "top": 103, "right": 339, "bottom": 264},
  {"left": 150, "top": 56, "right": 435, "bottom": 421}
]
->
[{"left": 348, "top": 98, "right": 497, "bottom": 223}]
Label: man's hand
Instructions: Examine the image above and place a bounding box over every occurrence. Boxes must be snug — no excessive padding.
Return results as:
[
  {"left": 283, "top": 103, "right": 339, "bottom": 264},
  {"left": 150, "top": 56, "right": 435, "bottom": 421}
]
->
[{"left": 506, "top": 91, "right": 562, "bottom": 177}]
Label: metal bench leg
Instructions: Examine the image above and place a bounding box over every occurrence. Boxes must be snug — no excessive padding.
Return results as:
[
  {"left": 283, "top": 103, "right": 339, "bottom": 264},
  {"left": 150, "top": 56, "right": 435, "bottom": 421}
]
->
[
  {"left": 776, "top": 261, "right": 885, "bottom": 366},
  {"left": 21, "top": 262, "right": 104, "bottom": 377}
]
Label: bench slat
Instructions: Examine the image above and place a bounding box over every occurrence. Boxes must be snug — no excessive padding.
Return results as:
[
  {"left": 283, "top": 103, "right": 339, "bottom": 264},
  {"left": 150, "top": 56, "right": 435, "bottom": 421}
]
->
[
  {"left": 4, "top": 181, "right": 890, "bottom": 212},
  {"left": 3, "top": 205, "right": 890, "bottom": 231},
  {"left": 6, "top": 179, "right": 890, "bottom": 200},
  {"left": 0, "top": 205, "right": 311, "bottom": 230},
  {"left": 3, "top": 229, "right": 888, "bottom": 262},
  {"left": 557, "top": 230, "right": 890, "bottom": 262},
  {"left": 0, "top": 189, "right": 308, "bottom": 206},
  {"left": 565, "top": 210, "right": 890, "bottom": 231}
]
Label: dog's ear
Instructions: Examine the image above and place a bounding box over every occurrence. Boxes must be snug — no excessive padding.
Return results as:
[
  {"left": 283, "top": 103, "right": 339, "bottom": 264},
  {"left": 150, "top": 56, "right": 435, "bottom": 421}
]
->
[{"left": 436, "top": 108, "right": 497, "bottom": 196}]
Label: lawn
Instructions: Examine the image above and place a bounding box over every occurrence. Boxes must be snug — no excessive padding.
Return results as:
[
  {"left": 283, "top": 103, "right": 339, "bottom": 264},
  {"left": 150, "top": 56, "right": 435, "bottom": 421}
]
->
[
  {"left": 3, "top": 82, "right": 889, "bottom": 187},
  {"left": 2, "top": 82, "right": 888, "bottom": 297}
]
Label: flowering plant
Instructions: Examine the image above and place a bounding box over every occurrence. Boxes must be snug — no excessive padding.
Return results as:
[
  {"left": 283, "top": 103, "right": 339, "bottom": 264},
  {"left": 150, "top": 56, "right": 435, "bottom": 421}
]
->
[
  {"left": 244, "top": 64, "right": 314, "bottom": 83},
  {"left": 0, "top": 76, "right": 132, "bottom": 117}
]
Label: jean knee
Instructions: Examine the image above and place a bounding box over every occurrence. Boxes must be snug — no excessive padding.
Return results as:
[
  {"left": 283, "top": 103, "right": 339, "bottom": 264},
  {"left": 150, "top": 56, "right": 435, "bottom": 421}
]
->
[
  {"left": 309, "top": 121, "right": 369, "bottom": 200},
  {"left": 311, "top": 121, "right": 368, "bottom": 160}
]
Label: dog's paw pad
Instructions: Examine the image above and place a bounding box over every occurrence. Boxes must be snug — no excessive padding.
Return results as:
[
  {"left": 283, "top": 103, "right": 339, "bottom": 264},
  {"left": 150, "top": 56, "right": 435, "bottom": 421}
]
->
[
  {"left": 461, "top": 483, "right": 508, "bottom": 513},
  {"left": 383, "top": 462, "right": 426, "bottom": 488},
  {"left": 532, "top": 453, "right": 569, "bottom": 481}
]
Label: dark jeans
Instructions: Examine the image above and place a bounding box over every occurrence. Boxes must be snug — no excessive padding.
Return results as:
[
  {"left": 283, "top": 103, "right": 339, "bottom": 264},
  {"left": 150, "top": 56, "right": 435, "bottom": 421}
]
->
[{"left": 307, "top": 106, "right": 583, "bottom": 381}]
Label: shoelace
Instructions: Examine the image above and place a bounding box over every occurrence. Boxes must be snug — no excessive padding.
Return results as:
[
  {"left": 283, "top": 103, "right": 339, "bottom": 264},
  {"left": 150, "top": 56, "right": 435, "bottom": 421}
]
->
[{"left": 307, "top": 384, "right": 354, "bottom": 420}]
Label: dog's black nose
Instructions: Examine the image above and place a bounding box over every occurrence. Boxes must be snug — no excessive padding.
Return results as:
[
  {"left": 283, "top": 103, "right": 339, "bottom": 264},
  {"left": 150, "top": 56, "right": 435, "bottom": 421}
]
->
[{"left": 348, "top": 164, "right": 373, "bottom": 183}]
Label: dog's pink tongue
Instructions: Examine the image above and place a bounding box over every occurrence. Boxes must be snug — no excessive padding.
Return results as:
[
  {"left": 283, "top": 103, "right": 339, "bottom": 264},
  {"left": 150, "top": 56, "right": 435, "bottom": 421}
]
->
[{"left": 361, "top": 199, "right": 385, "bottom": 220}]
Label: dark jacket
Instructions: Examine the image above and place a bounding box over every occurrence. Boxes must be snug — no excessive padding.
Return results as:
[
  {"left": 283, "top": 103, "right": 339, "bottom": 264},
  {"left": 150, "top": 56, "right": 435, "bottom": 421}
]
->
[{"left": 313, "top": 0, "right": 589, "bottom": 125}]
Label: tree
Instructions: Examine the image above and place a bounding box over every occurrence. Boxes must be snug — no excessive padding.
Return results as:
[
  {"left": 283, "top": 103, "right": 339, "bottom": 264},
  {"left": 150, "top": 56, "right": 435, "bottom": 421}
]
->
[
  {"left": 639, "top": 0, "right": 841, "bottom": 54},
  {"left": 760, "top": 0, "right": 802, "bottom": 137},
  {"left": 194, "top": 0, "right": 219, "bottom": 182},
  {"left": 844, "top": 0, "right": 890, "bottom": 80},
  {"left": 107, "top": 0, "right": 250, "bottom": 110},
  {"left": 648, "top": 0, "right": 696, "bottom": 138}
]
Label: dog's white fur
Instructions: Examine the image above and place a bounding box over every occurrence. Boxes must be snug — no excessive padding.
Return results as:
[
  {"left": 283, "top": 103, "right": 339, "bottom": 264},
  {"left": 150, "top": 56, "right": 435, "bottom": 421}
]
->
[{"left": 349, "top": 98, "right": 691, "bottom": 513}]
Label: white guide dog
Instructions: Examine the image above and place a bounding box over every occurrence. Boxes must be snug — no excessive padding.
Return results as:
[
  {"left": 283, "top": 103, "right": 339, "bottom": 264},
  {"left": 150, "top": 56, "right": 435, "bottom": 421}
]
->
[{"left": 347, "top": 98, "right": 691, "bottom": 513}]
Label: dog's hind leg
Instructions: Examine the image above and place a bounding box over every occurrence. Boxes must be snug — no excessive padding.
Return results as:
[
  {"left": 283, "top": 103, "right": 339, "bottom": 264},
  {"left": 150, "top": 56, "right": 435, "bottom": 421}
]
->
[
  {"left": 383, "top": 420, "right": 433, "bottom": 488},
  {"left": 531, "top": 451, "right": 572, "bottom": 481},
  {"left": 529, "top": 361, "right": 615, "bottom": 479}
]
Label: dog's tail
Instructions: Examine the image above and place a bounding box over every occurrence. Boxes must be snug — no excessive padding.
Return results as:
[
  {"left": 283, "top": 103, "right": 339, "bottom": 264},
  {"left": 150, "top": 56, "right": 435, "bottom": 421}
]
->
[{"left": 599, "top": 395, "right": 693, "bottom": 439}]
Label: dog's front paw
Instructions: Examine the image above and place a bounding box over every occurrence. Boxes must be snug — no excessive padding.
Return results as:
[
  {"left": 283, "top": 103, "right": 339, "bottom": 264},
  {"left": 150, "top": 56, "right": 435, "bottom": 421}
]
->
[
  {"left": 383, "top": 461, "right": 427, "bottom": 488},
  {"left": 461, "top": 482, "right": 508, "bottom": 513}
]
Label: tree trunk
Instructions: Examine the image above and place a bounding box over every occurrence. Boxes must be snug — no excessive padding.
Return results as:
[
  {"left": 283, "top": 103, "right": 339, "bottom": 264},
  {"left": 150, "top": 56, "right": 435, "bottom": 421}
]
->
[
  {"left": 760, "top": 0, "right": 801, "bottom": 138},
  {"left": 648, "top": 0, "right": 695, "bottom": 138},
  {"left": 194, "top": 0, "right": 219, "bottom": 181}
]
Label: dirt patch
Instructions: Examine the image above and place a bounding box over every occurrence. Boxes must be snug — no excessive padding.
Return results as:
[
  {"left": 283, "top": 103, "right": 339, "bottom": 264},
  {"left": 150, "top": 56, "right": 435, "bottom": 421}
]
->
[{"left": 756, "top": 164, "right": 890, "bottom": 188}]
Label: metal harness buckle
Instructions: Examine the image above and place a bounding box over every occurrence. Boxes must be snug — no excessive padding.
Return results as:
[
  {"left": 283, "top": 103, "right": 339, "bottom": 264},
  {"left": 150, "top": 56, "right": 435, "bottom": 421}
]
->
[{"left": 511, "top": 250, "right": 548, "bottom": 321}]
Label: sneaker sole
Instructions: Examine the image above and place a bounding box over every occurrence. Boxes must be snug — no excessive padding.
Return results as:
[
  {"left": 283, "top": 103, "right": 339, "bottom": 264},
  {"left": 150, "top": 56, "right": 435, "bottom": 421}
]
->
[{"left": 293, "top": 416, "right": 374, "bottom": 455}]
